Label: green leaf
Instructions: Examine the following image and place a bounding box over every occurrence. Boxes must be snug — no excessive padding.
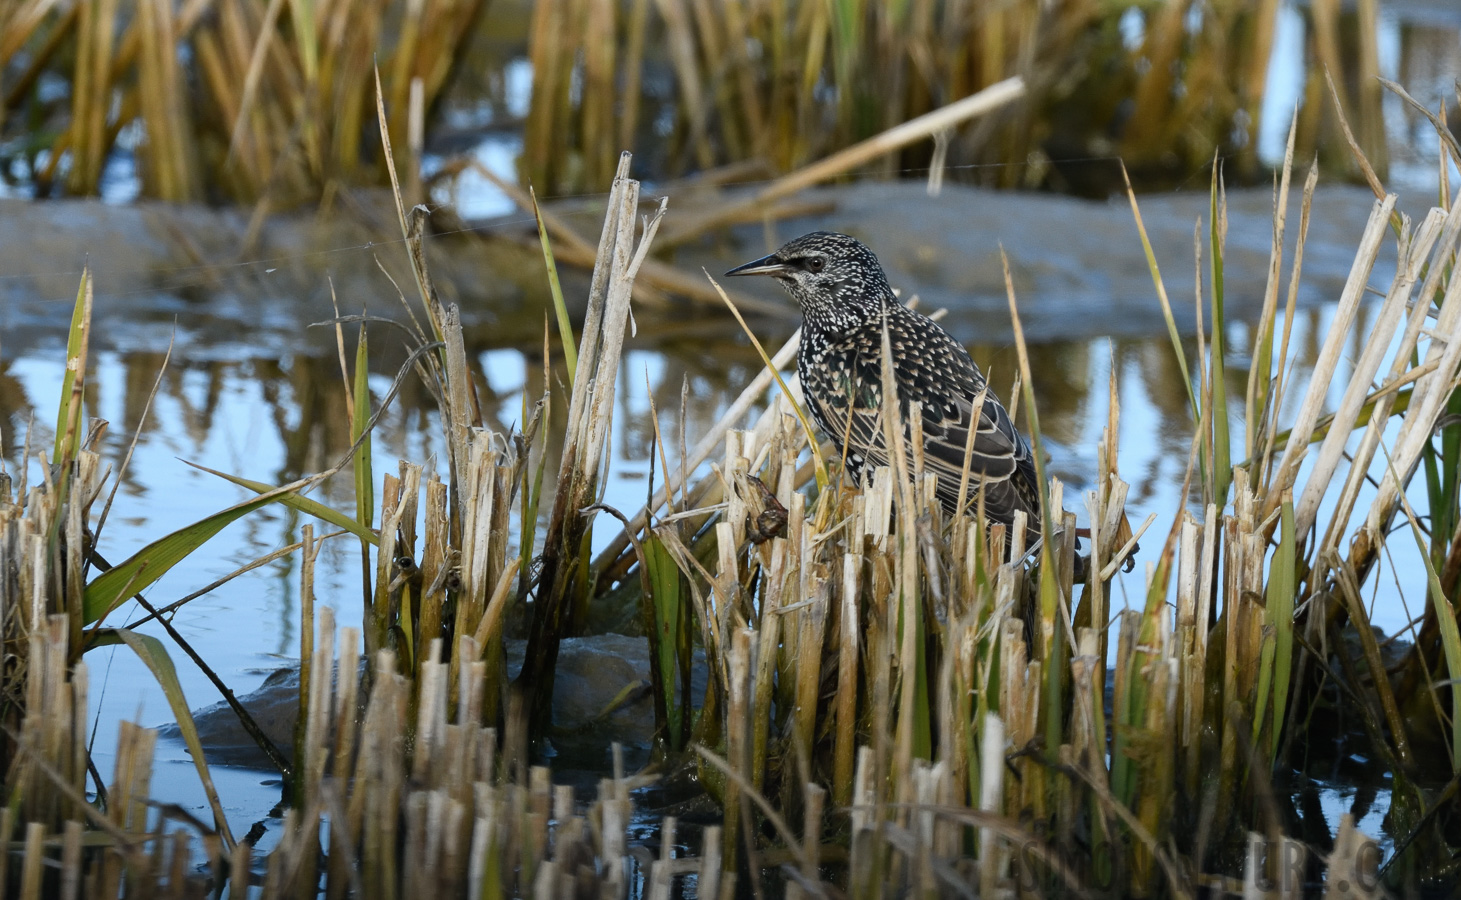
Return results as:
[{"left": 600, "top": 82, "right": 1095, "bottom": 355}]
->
[
  {"left": 53, "top": 270, "right": 93, "bottom": 466},
  {"left": 1209, "top": 163, "right": 1232, "bottom": 507},
  {"left": 645, "top": 534, "right": 685, "bottom": 749},
  {"left": 183, "top": 461, "right": 378, "bottom": 546},
  {"left": 83, "top": 477, "right": 325, "bottom": 624},
  {"left": 1266, "top": 498, "right": 1296, "bottom": 763},
  {"left": 1122, "top": 168, "right": 1198, "bottom": 421},
  {"left": 1039, "top": 547, "right": 1063, "bottom": 767},
  {"left": 532, "top": 186, "right": 577, "bottom": 385},
  {"left": 1432, "top": 584, "right": 1461, "bottom": 776},
  {"left": 90, "top": 629, "right": 236, "bottom": 848},
  {"left": 84, "top": 500, "right": 271, "bottom": 624},
  {"left": 1398, "top": 494, "right": 1461, "bottom": 773},
  {"left": 1262, "top": 386, "right": 1413, "bottom": 462},
  {"left": 1380, "top": 431, "right": 1461, "bottom": 774},
  {"left": 519, "top": 391, "right": 550, "bottom": 595},
  {"left": 353, "top": 326, "right": 374, "bottom": 531}
]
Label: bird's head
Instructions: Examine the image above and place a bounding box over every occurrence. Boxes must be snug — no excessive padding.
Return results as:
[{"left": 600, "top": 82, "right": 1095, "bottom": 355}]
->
[{"left": 725, "top": 231, "right": 891, "bottom": 333}]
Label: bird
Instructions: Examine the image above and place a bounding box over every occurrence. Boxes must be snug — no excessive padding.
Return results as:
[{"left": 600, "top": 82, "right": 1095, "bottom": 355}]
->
[{"left": 725, "top": 230, "right": 1059, "bottom": 562}]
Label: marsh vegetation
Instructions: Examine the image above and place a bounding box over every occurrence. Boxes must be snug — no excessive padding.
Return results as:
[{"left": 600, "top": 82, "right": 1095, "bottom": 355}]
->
[{"left": 2, "top": 0, "right": 1461, "bottom": 897}]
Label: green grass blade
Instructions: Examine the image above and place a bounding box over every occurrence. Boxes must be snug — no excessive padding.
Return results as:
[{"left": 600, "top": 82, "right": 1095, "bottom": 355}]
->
[
  {"left": 83, "top": 483, "right": 312, "bottom": 624},
  {"left": 90, "top": 628, "right": 236, "bottom": 848},
  {"left": 1433, "top": 388, "right": 1461, "bottom": 569},
  {"left": 353, "top": 327, "right": 374, "bottom": 530},
  {"left": 182, "top": 461, "right": 378, "bottom": 546},
  {"left": 1431, "top": 583, "right": 1461, "bottom": 774},
  {"left": 532, "top": 186, "right": 577, "bottom": 384},
  {"left": 1252, "top": 633, "right": 1275, "bottom": 757},
  {"left": 1001, "top": 247, "right": 1063, "bottom": 769},
  {"left": 1209, "top": 164, "right": 1232, "bottom": 506},
  {"left": 1039, "top": 552, "right": 1063, "bottom": 767},
  {"left": 351, "top": 328, "right": 380, "bottom": 656},
  {"left": 1111, "top": 613, "right": 1138, "bottom": 806},
  {"left": 645, "top": 532, "right": 685, "bottom": 749},
  {"left": 1379, "top": 427, "right": 1461, "bottom": 772},
  {"left": 1261, "top": 386, "right": 1413, "bottom": 462},
  {"left": 1267, "top": 497, "right": 1296, "bottom": 763},
  {"left": 1122, "top": 166, "right": 1197, "bottom": 421},
  {"left": 914, "top": 608, "right": 932, "bottom": 761},
  {"left": 520, "top": 392, "right": 549, "bottom": 595},
  {"left": 288, "top": 0, "right": 318, "bottom": 85},
  {"left": 1396, "top": 488, "right": 1461, "bottom": 773},
  {"left": 53, "top": 269, "right": 93, "bottom": 466}
]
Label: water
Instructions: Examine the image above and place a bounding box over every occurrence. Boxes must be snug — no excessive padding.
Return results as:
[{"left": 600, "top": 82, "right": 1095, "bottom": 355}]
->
[{"left": 1257, "top": 0, "right": 1461, "bottom": 194}]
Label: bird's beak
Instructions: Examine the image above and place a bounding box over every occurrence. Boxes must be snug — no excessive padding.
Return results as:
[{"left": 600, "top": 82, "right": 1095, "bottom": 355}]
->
[{"left": 725, "top": 254, "right": 790, "bottom": 277}]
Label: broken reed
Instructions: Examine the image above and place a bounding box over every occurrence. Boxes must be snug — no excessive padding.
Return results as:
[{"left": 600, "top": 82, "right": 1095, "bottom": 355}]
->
[
  {"left": 653, "top": 222, "right": 1418, "bottom": 895},
  {"left": 0, "top": 145, "right": 671, "bottom": 894},
  {"left": 0, "top": 619, "right": 1389, "bottom": 897},
  {"left": 0, "top": 0, "right": 482, "bottom": 203},
  {"left": 4, "top": 82, "right": 1458, "bottom": 894},
  {"left": 341, "top": 149, "right": 669, "bottom": 742},
  {"left": 619, "top": 153, "right": 1461, "bottom": 891},
  {"left": 3, "top": 610, "right": 663, "bottom": 900},
  {"left": 524, "top": 0, "right": 1386, "bottom": 195}
]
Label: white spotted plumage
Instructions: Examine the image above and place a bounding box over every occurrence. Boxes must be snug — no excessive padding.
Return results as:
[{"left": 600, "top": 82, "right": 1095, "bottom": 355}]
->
[{"left": 727, "top": 231, "right": 1043, "bottom": 545}]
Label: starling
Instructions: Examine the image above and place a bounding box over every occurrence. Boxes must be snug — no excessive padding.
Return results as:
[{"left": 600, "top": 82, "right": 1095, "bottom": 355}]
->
[{"left": 726, "top": 231, "right": 1051, "bottom": 555}]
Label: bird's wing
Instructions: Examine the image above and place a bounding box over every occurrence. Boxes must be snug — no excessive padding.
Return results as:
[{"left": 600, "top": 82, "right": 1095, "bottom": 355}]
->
[
  {"left": 811, "top": 369, "right": 1039, "bottom": 527},
  {"left": 813, "top": 309, "right": 1041, "bottom": 532},
  {"left": 919, "top": 385, "right": 1042, "bottom": 528},
  {"left": 807, "top": 365, "right": 889, "bottom": 473}
]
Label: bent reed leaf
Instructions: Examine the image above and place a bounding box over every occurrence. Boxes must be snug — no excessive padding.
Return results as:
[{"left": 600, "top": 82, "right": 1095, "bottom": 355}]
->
[
  {"left": 181, "top": 462, "right": 379, "bottom": 546},
  {"left": 89, "top": 629, "right": 235, "bottom": 849}
]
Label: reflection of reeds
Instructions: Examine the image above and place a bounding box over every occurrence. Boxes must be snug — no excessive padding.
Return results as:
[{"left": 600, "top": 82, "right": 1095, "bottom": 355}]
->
[{"left": 1307, "top": 0, "right": 1388, "bottom": 180}]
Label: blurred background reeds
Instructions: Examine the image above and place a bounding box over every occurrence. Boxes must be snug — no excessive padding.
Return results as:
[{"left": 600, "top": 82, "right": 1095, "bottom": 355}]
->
[{"left": 0, "top": 0, "right": 1417, "bottom": 204}]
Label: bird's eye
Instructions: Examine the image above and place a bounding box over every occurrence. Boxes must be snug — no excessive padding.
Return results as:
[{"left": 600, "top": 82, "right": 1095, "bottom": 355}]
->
[{"left": 806, "top": 257, "right": 825, "bottom": 273}]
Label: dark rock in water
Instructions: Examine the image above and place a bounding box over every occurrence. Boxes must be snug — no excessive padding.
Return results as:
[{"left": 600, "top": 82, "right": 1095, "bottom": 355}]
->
[
  {"left": 167, "top": 634, "right": 705, "bottom": 772},
  {"left": 518, "top": 635, "right": 709, "bottom": 785},
  {"left": 519, "top": 635, "right": 656, "bottom": 744}
]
